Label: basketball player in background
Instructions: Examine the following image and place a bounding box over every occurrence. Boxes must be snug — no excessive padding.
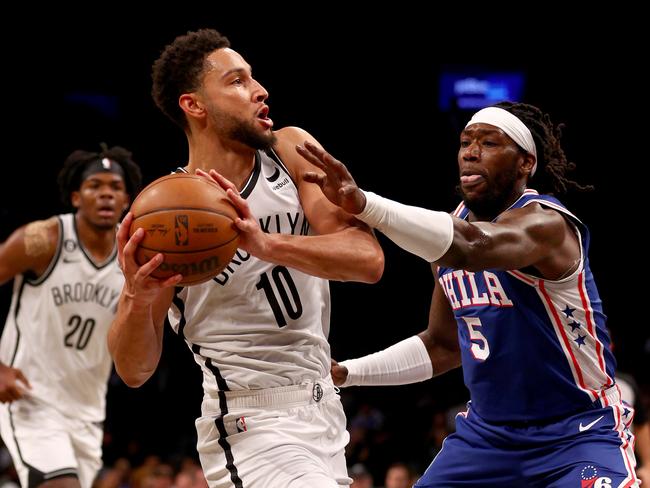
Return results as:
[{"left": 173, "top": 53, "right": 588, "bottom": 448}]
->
[
  {"left": 108, "top": 29, "right": 383, "bottom": 488},
  {"left": 0, "top": 146, "right": 141, "bottom": 488},
  {"left": 302, "top": 102, "right": 640, "bottom": 486}
]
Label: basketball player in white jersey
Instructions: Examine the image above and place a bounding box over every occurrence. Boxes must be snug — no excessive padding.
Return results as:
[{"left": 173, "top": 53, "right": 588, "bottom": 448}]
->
[
  {"left": 108, "top": 29, "right": 384, "bottom": 488},
  {"left": 0, "top": 146, "right": 141, "bottom": 488}
]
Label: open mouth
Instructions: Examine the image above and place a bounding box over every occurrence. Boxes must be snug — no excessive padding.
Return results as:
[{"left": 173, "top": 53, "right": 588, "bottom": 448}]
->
[
  {"left": 97, "top": 205, "right": 116, "bottom": 217},
  {"left": 257, "top": 106, "right": 273, "bottom": 129},
  {"left": 460, "top": 174, "right": 486, "bottom": 188}
]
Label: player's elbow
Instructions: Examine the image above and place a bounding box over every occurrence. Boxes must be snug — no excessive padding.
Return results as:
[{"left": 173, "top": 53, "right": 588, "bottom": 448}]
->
[
  {"left": 115, "top": 366, "right": 153, "bottom": 388},
  {"left": 368, "top": 253, "right": 385, "bottom": 283},
  {"left": 359, "top": 249, "right": 385, "bottom": 283}
]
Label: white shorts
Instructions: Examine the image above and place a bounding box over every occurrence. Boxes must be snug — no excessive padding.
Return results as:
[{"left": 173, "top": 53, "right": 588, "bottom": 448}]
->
[
  {"left": 0, "top": 398, "right": 102, "bottom": 488},
  {"left": 197, "top": 378, "right": 352, "bottom": 488}
]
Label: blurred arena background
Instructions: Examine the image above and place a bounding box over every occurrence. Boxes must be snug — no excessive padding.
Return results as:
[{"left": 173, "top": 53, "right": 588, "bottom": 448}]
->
[{"left": 1, "top": 9, "right": 646, "bottom": 487}]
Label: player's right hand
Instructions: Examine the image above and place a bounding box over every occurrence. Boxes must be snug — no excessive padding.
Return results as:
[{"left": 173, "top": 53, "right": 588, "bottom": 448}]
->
[
  {"left": 330, "top": 359, "right": 349, "bottom": 387},
  {"left": 117, "top": 213, "right": 182, "bottom": 305},
  {"left": 0, "top": 363, "right": 31, "bottom": 403}
]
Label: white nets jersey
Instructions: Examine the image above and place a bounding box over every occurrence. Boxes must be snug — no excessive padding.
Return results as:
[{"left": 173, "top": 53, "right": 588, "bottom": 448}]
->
[
  {"left": 0, "top": 213, "right": 122, "bottom": 422},
  {"left": 169, "top": 150, "right": 332, "bottom": 404}
]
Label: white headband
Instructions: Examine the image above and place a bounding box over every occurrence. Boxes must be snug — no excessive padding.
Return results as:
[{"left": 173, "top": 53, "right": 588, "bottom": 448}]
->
[{"left": 465, "top": 106, "right": 538, "bottom": 176}]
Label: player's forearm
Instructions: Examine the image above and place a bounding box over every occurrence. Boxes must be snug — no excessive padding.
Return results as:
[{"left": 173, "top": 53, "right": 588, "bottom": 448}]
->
[
  {"left": 418, "top": 328, "right": 463, "bottom": 376},
  {"left": 108, "top": 294, "right": 163, "bottom": 387},
  {"left": 339, "top": 335, "right": 435, "bottom": 387},
  {"left": 258, "top": 227, "right": 384, "bottom": 283},
  {"left": 356, "top": 191, "right": 454, "bottom": 263}
]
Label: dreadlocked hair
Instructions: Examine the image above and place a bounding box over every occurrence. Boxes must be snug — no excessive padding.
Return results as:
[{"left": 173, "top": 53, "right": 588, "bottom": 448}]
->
[
  {"left": 57, "top": 143, "right": 143, "bottom": 209},
  {"left": 494, "top": 101, "right": 593, "bottom": 195}
]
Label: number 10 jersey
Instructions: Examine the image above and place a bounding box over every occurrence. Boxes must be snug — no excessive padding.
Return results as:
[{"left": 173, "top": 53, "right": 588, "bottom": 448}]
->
[{"left": 169, "top": 150, "right": 332, "bottom": 405}]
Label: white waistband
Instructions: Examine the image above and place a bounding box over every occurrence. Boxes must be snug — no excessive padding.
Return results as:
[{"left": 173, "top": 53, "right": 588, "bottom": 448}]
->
[
  {"left": 202, "top": 378, "right": 336, "bottom": 414},
  {"left": 600, "top": 384, "right": 623, "bottom": 408}
]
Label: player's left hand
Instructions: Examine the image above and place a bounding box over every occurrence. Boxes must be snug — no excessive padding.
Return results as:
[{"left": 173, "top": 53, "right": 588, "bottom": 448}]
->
[
  {"left": 0, "top": 364, "right": 31, "bottom": 403},
  {"left": 297, "top": 141, "right": 366, "bottom": 215},
  {"left": 196, "top": 169, "right": 270, "bottom": 259}
]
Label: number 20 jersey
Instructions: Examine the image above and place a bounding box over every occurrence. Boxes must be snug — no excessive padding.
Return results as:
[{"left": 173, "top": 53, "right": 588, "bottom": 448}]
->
[
  {"left": 0, "top": 213, "right": 122, "bottom": 422},
  {"left": 168, "top": 150, "right": 332, "bottom": 402}
]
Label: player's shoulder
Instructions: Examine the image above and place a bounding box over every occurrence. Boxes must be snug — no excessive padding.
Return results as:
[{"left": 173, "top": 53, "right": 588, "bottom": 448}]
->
[
  {"left": 272, "top": 127, "right": 319, "bottom": 177},
  {"left": 500, "top": 201, "right": 565, "bottom": 226},
  {"left": 0, "top": 216, "right": 59, "bottom": 282},
  {"left": 274, "top": 126, "right": 315, "bottom": 145},
  {"left": 22, "top": 216, "right": 60, "bottom": 257}
]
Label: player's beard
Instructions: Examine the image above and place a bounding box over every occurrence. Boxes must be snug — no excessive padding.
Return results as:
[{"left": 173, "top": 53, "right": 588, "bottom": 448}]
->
[
  {"left": 458, "top": 164, "right": 520, "bottom": 220},
  {"left": 208, "top": 105, "right": 276, "bottom": 150}
]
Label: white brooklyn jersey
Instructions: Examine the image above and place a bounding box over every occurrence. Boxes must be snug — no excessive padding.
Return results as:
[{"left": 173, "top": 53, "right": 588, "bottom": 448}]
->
[
  {"left": 169, "top": 150, "right": 331, "bottom": 400},
  {"left": 0, "top": 214, "right": 122, "bottom": 422}
]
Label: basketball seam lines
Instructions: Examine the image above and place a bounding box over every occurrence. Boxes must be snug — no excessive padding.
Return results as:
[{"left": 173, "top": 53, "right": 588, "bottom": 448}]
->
[
  {"left": 138, "top": 232, "right": 240, "bottom": 254},
  {"left": 132, "top": 207, "right": 236, "bottom": 219}
]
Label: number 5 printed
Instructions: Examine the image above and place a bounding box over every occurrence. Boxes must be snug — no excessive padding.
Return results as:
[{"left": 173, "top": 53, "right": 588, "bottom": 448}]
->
[{"left": 462, "top": 317, "right": 490, "bottom": 360}]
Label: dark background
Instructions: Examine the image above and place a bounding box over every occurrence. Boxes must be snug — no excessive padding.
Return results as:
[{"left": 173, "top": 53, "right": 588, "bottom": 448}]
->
[{"left": 1, "top": 9, "right": 646, "bottom": 473}]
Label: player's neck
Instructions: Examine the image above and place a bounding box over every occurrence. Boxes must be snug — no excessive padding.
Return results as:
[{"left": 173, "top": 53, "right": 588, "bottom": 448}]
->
[
  {"left": 75, "top": 214, "right": 116, "bottom": 261},
  {"left": 185, "top": 133, "right": 256, "bottom": 190}
]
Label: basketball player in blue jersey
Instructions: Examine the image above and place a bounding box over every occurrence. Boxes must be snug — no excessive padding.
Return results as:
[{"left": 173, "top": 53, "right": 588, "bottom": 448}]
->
[
  {"left": 108, "top": 29, "right": 384, "bottom": 488},
  {"left": 300, "top": 102, "right": 640, "bottom": 486},
  {"left": 0, "top": 146, "right": 141, "bottom": 488}
]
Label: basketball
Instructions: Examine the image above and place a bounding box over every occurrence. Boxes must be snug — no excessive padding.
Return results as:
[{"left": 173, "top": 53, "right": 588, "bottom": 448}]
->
[{"left": 128, "top": 173, "right": 240, "bottom": 286}]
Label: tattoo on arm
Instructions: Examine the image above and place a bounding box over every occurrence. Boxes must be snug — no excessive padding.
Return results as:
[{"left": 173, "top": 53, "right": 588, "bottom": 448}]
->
[{"left": 24, "top": 218, "right": 57, "bottom": 257}]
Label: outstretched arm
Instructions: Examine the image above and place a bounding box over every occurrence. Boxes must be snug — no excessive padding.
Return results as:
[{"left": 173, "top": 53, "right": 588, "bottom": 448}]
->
[
  {"left": 333, "top": 277, "right": 461, "bottom": 387},
  {"left": 299, "top": 142, "right": 579, "bottom": 280},
  {"left": 107, "top": 213, "right": 181, "bottom": 387},
  {"left": 199, "top": 128, "right": 384, "bottom": 284}
]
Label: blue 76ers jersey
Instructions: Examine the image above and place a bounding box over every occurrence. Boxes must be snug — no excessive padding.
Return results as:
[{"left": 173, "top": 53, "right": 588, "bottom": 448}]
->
[{"left": 437, "top": 190, "right": 616, "bottom": 423}]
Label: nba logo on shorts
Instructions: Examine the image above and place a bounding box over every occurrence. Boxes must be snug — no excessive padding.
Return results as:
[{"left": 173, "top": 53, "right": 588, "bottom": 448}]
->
[
  {"left": 580, "top": 465, "right": 612, "bottom": 488},
  {"left": 175, "top": 215, "right": 189, "bottom": 246},
  {"left": 312, "top": 383, "right": 323, "bottom": 402}
]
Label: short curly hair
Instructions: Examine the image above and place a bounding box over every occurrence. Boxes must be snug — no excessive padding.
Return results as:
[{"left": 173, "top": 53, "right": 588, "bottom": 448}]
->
[
  {"left": 57, "top": 144, "right": 143, "bottom": 209},
  {"left": 152, "top": 29, "right": 231, "bottom": 129}
]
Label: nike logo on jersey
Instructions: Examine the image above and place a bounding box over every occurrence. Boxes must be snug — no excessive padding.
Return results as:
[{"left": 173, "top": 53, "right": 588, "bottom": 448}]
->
[
  {"left": 63, "top": 257, "right": 80, "bottom": 263},
  {"left": 266, "top": 167, "right": 281, "bottom": 182},
  {"left": 579, "top": 415, "right": 604, "bottom": 432}
]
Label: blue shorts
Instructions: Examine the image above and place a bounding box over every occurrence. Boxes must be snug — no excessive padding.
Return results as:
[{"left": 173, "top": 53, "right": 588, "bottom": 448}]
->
[{"left": 415, "top": 388, "right": 638, "bottom": 487}]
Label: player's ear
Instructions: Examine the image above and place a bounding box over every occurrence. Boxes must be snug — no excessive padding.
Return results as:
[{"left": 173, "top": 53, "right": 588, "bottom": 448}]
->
[
  {"left": 521, "top": 154, "right": 536, "bottom": 178},
  {"left": 180, "top": 93, "right": 205, "bottom": 119},
  {"left": 70, "top": 191, "right": 81, "bottom": 209}
]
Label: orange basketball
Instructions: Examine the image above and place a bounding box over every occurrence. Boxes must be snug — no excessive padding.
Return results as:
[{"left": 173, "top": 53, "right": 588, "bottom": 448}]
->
[{"left": 128, "top": 173, "right": 240, "bottom": 286}]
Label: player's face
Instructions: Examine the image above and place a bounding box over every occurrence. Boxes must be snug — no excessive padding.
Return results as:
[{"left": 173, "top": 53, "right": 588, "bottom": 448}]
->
[
  {"left": 200, "top": 48, "right": 276, "bottom": 150},
  {"left": 457, "top": 124, "right": 526, "bottom": 218},
  {"left": 72, "top": 173, "right": 129, "bottom": 230}
]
